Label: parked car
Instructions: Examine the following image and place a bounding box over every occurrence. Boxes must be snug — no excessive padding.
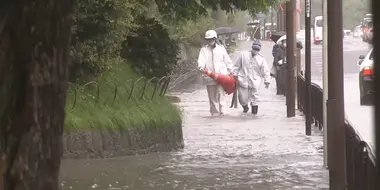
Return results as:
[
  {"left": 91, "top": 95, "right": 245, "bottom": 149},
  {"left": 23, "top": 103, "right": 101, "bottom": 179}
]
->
[
  {"left": 362, "top": 18, "right": 373, "bottom": 42},
  {"left": 366, "top": 28, "right": 373, "bottom": 43},
  {"left": 357, "top": 47, "right": 374, "bottom": 105},
  {"left": 353, "top": 25, "right": 363, "bottom": 38},
  {"left": 313, "top": 16, "right": 323, "bottom": 44}
]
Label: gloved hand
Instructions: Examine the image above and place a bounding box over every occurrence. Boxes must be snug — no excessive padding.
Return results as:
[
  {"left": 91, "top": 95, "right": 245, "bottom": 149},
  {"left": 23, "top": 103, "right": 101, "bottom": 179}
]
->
[
  {"left": 264, "top": 82, "right": 270, "bottom": 89},
  {"left": 233, "top": 75, "right": 238, "bottom": 81}
]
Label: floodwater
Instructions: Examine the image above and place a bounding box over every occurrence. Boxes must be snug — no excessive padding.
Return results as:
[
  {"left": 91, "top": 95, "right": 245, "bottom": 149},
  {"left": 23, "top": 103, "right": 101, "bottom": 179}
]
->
[
  {"left": 60, "top": 41, "right": 329, "bottom": 189},
  {"left": 60, "top": 87, "right": 329, "bottom": 190}
]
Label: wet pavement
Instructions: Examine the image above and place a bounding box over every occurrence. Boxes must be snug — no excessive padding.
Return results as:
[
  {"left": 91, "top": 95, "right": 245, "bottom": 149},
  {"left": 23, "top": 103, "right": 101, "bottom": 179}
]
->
[{"left": 60, "top": 41, "right": 329, "bottom": 190}]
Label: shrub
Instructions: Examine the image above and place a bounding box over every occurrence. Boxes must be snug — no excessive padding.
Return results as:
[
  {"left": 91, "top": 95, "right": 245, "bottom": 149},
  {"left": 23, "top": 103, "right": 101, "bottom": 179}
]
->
[{"left": 120, "top": 16, "right": 180, "bottom": 78}]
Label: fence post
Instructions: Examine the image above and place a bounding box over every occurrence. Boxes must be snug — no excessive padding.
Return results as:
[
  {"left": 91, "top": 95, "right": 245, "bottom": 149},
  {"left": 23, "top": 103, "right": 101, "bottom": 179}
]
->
[
  {"left": 304, "top": 0, "right": 312, "bottom": 136},
  {"left": 295, "top": 49, "right": 300, "bottom": 110}
]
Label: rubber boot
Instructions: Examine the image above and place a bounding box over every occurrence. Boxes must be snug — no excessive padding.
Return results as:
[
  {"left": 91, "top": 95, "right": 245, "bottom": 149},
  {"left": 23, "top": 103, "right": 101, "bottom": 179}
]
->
[
  {"left": 251, "top": 105, "right": 258, "bottom": 115},
  {"left": 275, "top": 77, "right": 282, "bottom": 95},
  {"left": 243, "top": 105, "right": 249, "bottom": 113},
  {"left": 276, "top": 84, "right": 282, "bottom": 95}
]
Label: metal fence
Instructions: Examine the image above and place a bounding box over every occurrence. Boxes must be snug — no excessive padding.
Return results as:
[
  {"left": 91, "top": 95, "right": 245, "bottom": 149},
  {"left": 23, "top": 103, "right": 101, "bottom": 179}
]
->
[
  {"left": 297, "top": 73, "right": 378, "bottom": 189},
  {"left": 345, "top": 124, "right": 377, "bottom": 189},
  {"left": 297, "top": 74, "right": 323, "bottom": 130},
  {"left": 67, "top": 76, "right": 171, "bottom": 110}
]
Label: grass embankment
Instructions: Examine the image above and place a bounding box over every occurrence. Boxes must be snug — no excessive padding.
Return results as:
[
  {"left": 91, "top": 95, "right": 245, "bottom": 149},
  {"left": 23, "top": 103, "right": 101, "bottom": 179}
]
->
[{"left": 65, "top": 64, "right": 182, "bottom": 132}]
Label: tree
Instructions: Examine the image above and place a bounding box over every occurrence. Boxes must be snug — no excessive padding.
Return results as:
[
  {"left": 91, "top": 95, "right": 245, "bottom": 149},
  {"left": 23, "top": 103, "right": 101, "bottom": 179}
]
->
[
  {"left": 155, "top": 0, "right": 277, "bottom": 20},
  {"left": 0, "top": 0, "right": 73, "bottom": 189},
  {"left": 69, "top": 0, "right": 280, "bottom": 81},
  {"left": 120, "top": 16, "right": 180, "bottom": 78},
  {"left": 342, "top": 0, "right": 370, "bottom": 29},
  {"left": 70, "top": 0, "right": 147, "bottom": 81}
]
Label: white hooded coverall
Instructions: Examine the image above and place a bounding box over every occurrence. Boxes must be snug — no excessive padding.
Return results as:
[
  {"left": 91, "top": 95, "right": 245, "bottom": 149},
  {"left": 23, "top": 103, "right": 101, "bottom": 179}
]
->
[
  {"left": 198, "top": 44, "right": 233, "bottom": 115},
  {"left": 232, "top": 51, "right": 271, "bottom": 106}
]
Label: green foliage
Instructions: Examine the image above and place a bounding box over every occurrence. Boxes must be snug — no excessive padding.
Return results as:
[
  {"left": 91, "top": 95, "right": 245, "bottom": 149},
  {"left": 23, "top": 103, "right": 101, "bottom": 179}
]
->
[
  {"left": 65, "top": 61, "right": 182, "bottom": 131},
  {"left": 154, "top": 0, "right": 278, "bottom": 21},
  {"left": 65, "top": 0, "right": 277, "bottom": 130},
  {"left": 120, "top": 16, "right": 180, "bottom": 78},
  {"left": 163, "top": 9, "right": 251, "bottom": 60},
  {"left": 69, "top": 0, "right": 278, "bottom": 81},
  {"left": 70, "top": 0, "right": 146, "bottom": 81},
  {"left": 343, "top": 0, "right": 371, "bottom": 29},
  {"left": 167, "top": 16, "right": 215, "bottom": 46}
]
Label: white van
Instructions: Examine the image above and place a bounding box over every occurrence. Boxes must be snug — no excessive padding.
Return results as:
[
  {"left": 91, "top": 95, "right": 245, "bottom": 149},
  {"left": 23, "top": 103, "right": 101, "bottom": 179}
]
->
[{"left": 313, "top": 16, "right": 323, "bottom": 45}]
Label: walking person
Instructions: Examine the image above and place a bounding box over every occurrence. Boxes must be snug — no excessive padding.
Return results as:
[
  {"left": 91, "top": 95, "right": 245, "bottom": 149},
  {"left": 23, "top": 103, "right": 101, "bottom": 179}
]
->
[
  {"left": 232, "top": 40, "right": 271, "bottom": 115},
  {"left": 197, "top": 30, "right": 233, "bottom": 116}
]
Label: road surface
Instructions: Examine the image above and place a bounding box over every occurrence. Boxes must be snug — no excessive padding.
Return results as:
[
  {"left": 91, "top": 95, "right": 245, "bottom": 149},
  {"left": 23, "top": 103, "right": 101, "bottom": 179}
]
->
[{"left": 299, "top": 35, "right": 375, "bottom": 152}]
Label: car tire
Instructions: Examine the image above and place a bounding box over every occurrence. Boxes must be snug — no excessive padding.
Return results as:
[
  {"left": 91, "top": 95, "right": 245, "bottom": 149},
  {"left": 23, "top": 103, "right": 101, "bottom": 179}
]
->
[
  {"left": 359, "top": 76, "right": 365, "bottom": 106},
  {"left": 360, "top": 95, "right": 372, "bottom": 106},
  {"left": 360, "top": 78, "right": 372, "bottom": 106}
]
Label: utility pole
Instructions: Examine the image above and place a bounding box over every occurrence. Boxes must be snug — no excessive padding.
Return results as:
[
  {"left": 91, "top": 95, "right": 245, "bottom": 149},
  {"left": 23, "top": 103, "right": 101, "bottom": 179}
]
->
[
  {"left": 276, "top": 10, "right": 280, "bottom": 31},
  {"left": 263, "top": 17, "right": 267, "bottom": 40},
  {"left": 322, "top": 0, "right": 329, "bottom": 169},
  {"left": 283, "top": 4, "right": 287, "bottom": 30},
  {"left": 286, "top": 0, "right": 296, "bottom": 117},
  {"left": 278, "top": 4, "right": 286, "bottom": 31},
  {"left": 327, "top": 0, "right": 346, "bottom": 188},
  {"left": 373, "top": 0, "right": 380, "bottom": 185},
  {"left": 270, "top": 6, "right": 274, "bottom": 33},
  {"left": 305, "top": 0, "right": 312, "bottom": 136}
]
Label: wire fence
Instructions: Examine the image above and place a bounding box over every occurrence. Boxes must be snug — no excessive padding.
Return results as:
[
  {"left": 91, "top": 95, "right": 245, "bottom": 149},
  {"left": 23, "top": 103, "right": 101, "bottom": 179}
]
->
[
  {"left": 67, "top": 76, "right": 171, "bottom": 110},
  {"left": 66, "top": 59, "right": 200, "bottom": 110},
  {"left": 167, "top": 59, "right": 199, "bottom": 91}
]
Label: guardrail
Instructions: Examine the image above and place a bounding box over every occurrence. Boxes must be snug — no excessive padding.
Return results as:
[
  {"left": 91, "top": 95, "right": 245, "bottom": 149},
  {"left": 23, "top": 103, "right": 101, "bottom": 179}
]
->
[
  {"left": 296, "top": 73, "right": 378, "bottom": 189},
  {"left": 345, "top": 123, "right": 377, "bottom": 189},
  {"left": 297, "top": 74, "right": 323, "bottom": 130}
]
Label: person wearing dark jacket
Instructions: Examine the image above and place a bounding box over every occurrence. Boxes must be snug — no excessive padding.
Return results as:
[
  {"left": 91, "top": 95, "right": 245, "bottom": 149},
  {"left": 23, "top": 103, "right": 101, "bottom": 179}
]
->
[{"left": 272, "top": 40, "right": 287, "bottom": 95}]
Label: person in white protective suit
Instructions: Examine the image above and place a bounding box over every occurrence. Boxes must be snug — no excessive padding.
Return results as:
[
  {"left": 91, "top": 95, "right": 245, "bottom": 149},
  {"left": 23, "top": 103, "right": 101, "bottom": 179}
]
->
[
  {"left": 197, "top": 30, "right": 233, "bottom": 116},
  {"left": 232, "top": 39, "right": 271, "bottom": 115}
]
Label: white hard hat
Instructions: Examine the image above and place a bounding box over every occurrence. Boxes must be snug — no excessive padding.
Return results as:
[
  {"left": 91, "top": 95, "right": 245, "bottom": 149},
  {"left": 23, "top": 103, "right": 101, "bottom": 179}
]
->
[{"left": 205, "top": 30, "right": 217, "bottom": 39}]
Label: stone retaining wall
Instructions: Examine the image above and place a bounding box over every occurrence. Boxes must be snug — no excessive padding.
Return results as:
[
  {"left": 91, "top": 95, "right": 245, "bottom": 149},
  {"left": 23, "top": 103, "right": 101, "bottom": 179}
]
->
[{"left": 62, "top": 123, "right": 184, "bottom": 159}]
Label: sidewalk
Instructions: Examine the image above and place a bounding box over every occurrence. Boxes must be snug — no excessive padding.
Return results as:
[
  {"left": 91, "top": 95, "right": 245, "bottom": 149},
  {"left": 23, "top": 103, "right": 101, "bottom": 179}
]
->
[{"left": 176, "top": 85, "right": 329, "bottom": 189}]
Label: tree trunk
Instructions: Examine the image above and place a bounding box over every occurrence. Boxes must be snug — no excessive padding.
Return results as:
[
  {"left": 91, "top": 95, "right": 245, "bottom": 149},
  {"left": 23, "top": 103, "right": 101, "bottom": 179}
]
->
[{"left": 0, "top": 0, "right": 74, "bottom": 189}]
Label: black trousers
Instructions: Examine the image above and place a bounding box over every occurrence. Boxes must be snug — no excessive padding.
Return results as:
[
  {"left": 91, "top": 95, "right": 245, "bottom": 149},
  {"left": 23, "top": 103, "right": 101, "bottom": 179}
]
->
[{"left": 275, "top": 65, "right": 287, "bottom": 96}]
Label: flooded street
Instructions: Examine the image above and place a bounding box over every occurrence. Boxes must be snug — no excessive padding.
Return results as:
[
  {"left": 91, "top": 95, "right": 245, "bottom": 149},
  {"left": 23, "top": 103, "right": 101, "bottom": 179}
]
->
[
  {"left": 60, "top": 87, "right": 329, "bottom": 190},
  {"left": 60, "top": 41, "right": 329, "bottom": 189}
]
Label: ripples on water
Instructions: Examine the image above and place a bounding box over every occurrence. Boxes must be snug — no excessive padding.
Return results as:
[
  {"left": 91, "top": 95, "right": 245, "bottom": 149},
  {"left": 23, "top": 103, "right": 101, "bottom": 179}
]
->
[
  {"left": 60, "top": 44, "right": 329, "bottom": 190},
  {"left": 61, "top": 99, "right": 328, "bottom": 189}
]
